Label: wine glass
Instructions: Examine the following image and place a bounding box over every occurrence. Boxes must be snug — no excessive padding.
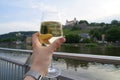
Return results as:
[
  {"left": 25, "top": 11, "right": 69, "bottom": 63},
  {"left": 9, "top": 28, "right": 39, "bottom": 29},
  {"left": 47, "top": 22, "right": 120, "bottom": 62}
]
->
[{"left": 40, "top": 11, "right": 63, "bottom": 78}]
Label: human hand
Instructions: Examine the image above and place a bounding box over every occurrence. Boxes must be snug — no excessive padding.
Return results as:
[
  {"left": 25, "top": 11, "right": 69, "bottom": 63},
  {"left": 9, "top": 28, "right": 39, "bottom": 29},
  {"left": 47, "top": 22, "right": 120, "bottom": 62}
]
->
[{"left": 30, "top": 32, "right": 65, "bottom": 76}]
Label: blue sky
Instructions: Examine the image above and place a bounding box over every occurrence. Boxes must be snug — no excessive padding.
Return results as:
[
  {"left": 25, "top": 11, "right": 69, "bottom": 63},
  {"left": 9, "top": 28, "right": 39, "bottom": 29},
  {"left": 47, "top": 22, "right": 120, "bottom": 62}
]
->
[{"left": 0, "top": 0, "right": 120, "bottom": 34}]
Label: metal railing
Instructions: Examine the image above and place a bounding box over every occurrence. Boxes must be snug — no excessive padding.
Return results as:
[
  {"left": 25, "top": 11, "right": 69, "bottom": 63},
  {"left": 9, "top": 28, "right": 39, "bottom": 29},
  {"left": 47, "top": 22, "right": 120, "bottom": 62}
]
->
[
  {"left": 0, "top": 47, "right": 120, "bottom": 80},
  {"left": 0, "top": 57, "right": 29, "bottom": 80},
  {"left": 0, "top": 47, "right": 73, "bottom": 80},
  {"left": 0, "top": 48, "right": 31, "bottom": 80}
]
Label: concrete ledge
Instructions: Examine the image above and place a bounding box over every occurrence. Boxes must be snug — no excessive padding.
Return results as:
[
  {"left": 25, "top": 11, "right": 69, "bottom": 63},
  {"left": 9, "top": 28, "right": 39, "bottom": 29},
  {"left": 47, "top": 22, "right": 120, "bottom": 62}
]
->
[{"left": 54, "top": 52, "right": 120, "bottom": 65}]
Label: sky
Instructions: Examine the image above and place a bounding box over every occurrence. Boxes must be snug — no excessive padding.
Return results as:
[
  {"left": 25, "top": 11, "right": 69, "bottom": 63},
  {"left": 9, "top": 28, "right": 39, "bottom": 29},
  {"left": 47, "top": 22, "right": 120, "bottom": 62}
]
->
[{"left": 0, "top": 0, "right": 120, "bottom": 34}]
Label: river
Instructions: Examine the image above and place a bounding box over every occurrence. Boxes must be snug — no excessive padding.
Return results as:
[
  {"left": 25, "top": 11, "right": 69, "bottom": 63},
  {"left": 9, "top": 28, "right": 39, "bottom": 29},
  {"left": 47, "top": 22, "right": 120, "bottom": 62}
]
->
[{"left": 1, "top": 43, "right": 120, "bottom": 56}]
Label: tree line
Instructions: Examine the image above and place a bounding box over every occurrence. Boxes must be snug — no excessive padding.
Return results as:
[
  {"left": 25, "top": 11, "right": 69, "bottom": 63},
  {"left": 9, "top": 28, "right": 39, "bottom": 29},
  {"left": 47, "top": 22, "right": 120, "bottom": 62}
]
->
[
  {"left": 65, "top": 20, "right": 120, "bottom": 43},
  {"left": 90, "top": 20, "right": 120, "bottom": 42},
  {"left": 0, "top": 31, "right": 36, "bottom": 43}
]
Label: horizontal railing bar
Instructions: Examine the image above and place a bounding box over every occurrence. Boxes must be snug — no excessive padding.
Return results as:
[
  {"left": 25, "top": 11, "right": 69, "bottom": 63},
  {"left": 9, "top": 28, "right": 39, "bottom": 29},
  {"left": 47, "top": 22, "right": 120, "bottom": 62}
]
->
[
  {"left": 0, "top": 47, "right": 120, "bottom": 64},
  {"left": 0, "top": 56, "right": 25, "bottom": 66},
  {"left": 0, "top": 47, "right": 32, "bottom": 53},
  {"left": 54, "top": 52, "right": 120, "bottom": 65}
]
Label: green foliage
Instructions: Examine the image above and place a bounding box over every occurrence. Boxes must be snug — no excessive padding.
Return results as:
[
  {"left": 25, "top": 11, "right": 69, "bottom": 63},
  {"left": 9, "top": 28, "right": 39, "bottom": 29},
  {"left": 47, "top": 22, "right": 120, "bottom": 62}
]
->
[
  {"left": 85, "top": 43, "right": 98, "bottom": 47},
  {"left": 0, "top": 31, "right": 36, "bottom": 43},
  {"left": 111, "top": 20, "right": 119, "bottom": 26},
  {"left": 79, "top": 20, "right": 89, "bottom": 25},
  {"left": 63, "top": 28, "right": 89, "bottom": 36},
  {"left": 0, "top": 37, "right": 17, "bottom": 42},
  {"left": 100, "top": 22, "right": 105, "bottom": 27},
  {"left": 71, "top": 24, "right": 81, "bottom": 31},
  {"left": 89, "top": 22, "right": 100, "bottom": 26},
  {"left": 90, "top": 29, "right": 101, "bottom": 40},
  {"left": 65, "top": 34, "right": 81, "bottom": 43},
  {"left": 82, "top": 38, "right": 91, "bottom": 43},
  {"left": 89, "top": 25, "right": 120, "bottom": 42},
  {"left": 106, "top": 27, "right": 120, "bottom": 42},
  {"left": 63, "top": 28, "right": 81, "bottom": 36}
]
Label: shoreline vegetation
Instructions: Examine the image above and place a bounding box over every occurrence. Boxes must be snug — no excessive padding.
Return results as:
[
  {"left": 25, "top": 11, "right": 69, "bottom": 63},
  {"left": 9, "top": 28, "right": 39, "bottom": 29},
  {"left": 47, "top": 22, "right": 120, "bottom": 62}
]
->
[
  {"left": 63, "top": 43, "right": 120, "bottom": 48},
  {"left": 0, "top": 42, "right": 120, "bottom": 56}
]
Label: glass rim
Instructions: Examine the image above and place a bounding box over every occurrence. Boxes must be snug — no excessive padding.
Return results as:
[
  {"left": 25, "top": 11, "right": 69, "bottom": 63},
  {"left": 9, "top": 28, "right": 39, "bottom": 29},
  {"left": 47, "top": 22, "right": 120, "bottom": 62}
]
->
[{"left": 41, "top": 11, "right": 61, "bottom": 23}]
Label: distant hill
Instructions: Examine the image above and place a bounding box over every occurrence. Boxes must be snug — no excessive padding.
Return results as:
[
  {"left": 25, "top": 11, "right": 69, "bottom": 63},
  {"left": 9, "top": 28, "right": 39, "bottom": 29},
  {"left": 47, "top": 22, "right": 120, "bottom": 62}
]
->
[{"left": 0, "top": 31, "right": 37, "bottom": 42}]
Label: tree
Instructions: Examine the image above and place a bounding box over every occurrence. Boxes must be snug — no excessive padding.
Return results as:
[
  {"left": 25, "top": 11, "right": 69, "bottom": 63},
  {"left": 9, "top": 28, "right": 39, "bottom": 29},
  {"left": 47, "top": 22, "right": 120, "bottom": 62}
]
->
[
  {"left": 111, "top": 20, "right": 119, "bottom": 26},
  {"left": 90, "top": 29, "right": 101, "bottom": 40},
  {"left": 71, "top": 25, "right": 81, "bottom": 31},
  {"left": 16, "top": 33, "right": 21, "bottom": 40},
  {"left": 79, "top": 20, "right": 89, "bottom": 25},
  {"left": 89, "top": 22, "right": 100, "bottom": 26},
  {"left": 106, "top": 27, "right": 120, "bottom": 42},
  {"left": 82, "top": 38, "right": 91, "bottom": 43},
  {"left": 0, "top": 37, "right": 17, "bottom": 42},
  {"left": 65, "top": 34, "right": 81, "bottom": 43},
  {"left": 100, "top": 22, "right": 105, "bottom": 27}
]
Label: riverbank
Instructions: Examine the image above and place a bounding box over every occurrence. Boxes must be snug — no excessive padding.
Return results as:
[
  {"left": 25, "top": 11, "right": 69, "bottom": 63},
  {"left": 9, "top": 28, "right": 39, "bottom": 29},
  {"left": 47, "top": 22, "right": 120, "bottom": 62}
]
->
[
  {"left": 63, "top": 43, "right": 120, "bottom": 48},
  {"left": 0, "top": 42, "right": 120, "bottom": 56},
  {"left": 58, "top": 43, "right": 120, "bottom": 56}
]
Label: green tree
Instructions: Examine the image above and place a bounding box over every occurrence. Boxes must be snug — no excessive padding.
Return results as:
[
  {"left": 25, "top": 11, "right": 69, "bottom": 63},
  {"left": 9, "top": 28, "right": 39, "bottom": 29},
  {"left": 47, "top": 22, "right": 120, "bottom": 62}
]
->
[
  {"left": 82, "top": 38, "right": 91, "bottom": 43},
  {"left": 0, "top": 37, "right": 17, "bottom": 42},
  {"left": 16, "top": 33, "right": 22, "bottom": 41},
  {"left": 79, "top": 20, "right": 89, "bottom": 25},
  {"left": 89, "top": 22, "right": 100, "bottom": 26},
  {"left": 71, "top": 25, "right": 81, "bottom": 31},
  {"left": 65, "top": 34, "right": 81, "bottom": 43},
  {"left": 106, "top": 27, "right": 120, "bottom": 42},
  {"left": 90, "top": 29, "right": 101, "bottom": 40},
  {"left": 100, "top": 22, "right": 105, "bottom": 27},
  {"left": 111, "top": 20, "right": 119, "bottom": 26}
]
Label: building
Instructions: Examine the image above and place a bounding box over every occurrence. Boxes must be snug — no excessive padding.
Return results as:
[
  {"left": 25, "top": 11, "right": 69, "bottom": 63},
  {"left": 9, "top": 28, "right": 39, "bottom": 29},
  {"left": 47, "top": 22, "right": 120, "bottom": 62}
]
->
[
  {"left": 80, "top": 33, "right": 90, "bottom": 39},
  {"left": 65, "top": 18, "right": 79, "bottom": 26},
  {"left": 64, "top": 18, "right": 90, "bottom": 30},
  {"left": 16, "top": 40, "right": 22, "bottom": 44},
  {"left": 80, "top": 33, "right": 90, "bottom": 41},
  {"left": 26, "top": 36, "right": 32, "bottom": 44}
]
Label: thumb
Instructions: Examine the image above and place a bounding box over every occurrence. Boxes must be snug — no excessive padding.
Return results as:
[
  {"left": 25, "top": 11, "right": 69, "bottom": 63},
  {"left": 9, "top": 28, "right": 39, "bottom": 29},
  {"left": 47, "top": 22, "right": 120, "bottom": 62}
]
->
[{"left": 32, "top": 32, "right": 41, "bottom": 48}]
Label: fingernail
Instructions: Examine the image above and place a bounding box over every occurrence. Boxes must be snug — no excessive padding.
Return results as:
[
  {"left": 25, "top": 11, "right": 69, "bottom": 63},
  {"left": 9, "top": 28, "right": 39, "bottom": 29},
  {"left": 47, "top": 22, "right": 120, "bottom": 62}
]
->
[{"left": 60, "top": 38, "right": 65, "bottom": 42}]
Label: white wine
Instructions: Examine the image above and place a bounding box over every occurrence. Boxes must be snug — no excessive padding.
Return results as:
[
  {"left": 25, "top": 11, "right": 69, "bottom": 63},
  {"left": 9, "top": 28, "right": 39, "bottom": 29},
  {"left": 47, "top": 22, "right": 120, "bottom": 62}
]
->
[
  {"left": 40, "top": 21, "right": 63, "bottom": 44},
  {"left": 41, "top": 21, "right": 62, "bottom": 36}
]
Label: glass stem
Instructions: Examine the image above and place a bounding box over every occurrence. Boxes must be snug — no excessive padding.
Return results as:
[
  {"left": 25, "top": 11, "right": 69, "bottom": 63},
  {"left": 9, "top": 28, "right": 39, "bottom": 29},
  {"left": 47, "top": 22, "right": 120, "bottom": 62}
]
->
[{"left": 50, "top": 57, "right": 53, "bottom": 68}]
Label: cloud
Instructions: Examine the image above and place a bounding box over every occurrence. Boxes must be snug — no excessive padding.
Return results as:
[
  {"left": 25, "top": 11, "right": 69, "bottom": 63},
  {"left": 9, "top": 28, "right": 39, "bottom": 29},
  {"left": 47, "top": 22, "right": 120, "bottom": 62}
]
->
[
  {"left": 58, "top": 0, "right": 120, "bottom": 22},
  {"left": 0, "top": 21, "right": 39, "bottom": 34},
  {"left": 0, "top": 0, "right": 59, "bottom": 34},
  {"left": 1, "top": 0, "right": 120, "bottom": 34},
  {"left": 30, "top": 2, "right": 58, "bottom": 12},
  {"left": 0, "top": 0, "right": 57, "bottom": 11}
]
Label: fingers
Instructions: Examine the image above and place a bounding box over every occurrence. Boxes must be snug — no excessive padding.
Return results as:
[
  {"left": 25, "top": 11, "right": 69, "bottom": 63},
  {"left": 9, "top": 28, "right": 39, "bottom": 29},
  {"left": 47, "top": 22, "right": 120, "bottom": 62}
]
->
[
  {"left": 32, "top": 32, "right": 41, "bottom": 48},
  {"left": 49, "top": 37, "right": 65, "bottom": 51},
  {"left": 39, "top": 34, "right": 53, "bottom": 44}
]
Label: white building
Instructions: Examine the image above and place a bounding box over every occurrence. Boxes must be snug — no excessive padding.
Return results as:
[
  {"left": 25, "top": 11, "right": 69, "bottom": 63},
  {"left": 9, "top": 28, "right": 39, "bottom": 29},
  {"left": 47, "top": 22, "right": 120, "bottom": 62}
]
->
[{"left": 65, "top": 18, "right": 79, "bottom": 26}]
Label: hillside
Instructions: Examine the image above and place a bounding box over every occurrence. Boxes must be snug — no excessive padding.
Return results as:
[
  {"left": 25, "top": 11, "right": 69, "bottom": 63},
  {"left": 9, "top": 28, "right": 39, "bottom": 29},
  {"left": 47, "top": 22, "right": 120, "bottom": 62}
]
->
[{"left": 0, "top": 31, "right": 37, "bottom": 42}]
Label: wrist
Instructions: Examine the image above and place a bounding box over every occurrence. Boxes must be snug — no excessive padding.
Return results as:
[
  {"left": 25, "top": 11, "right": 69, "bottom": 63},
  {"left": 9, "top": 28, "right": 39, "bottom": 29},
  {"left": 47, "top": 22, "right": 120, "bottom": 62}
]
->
[
  {"left": 24, "top": 70, "right": 42, "bottom": 80},
  {"left": 30, "top": 64, "right": 42, "bottom": 74},
  {"left": 30, "top": 63, "right": 47, "bottom": 76}
]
